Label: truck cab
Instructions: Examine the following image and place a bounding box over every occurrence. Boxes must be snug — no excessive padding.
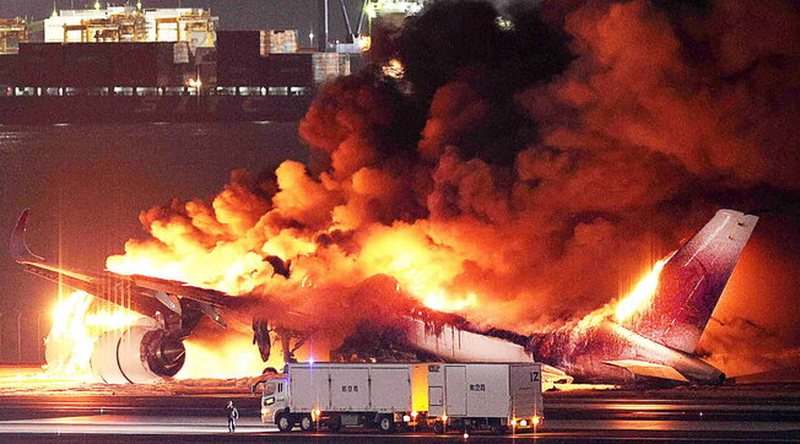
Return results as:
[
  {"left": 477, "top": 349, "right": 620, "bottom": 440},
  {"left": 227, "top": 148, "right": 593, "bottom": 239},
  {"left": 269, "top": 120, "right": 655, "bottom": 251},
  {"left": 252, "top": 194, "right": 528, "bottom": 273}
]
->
[{"left": 259, "top": 377, "right": 289, "bottom": 425}]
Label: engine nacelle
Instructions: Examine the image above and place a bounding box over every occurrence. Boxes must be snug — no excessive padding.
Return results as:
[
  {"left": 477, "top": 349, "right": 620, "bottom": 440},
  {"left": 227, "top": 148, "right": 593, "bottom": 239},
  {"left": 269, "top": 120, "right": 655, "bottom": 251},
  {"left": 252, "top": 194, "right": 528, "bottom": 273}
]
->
[{"left": 89, "top": 318, "right": 186, "bottom": 384}]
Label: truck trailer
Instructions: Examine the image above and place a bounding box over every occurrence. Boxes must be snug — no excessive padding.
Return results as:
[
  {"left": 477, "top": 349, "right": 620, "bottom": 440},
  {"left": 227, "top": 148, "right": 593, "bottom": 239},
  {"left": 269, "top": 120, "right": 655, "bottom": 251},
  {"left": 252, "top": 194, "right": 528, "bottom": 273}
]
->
[
  {"left": 426, "top": 362, "right": 543, "bottom": 434},
  {"left": 257, "top": 362, "right": 429, "bottom": 433}
]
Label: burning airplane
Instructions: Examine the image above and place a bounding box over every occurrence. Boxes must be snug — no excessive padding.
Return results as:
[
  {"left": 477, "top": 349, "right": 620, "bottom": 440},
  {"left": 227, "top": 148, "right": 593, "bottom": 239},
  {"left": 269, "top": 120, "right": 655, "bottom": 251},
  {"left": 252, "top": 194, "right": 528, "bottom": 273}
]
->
[
  {"left": 11, "top": 207, "right": 756, "bottom": 385},
  {"left": 9, "top": 0, "right": 796, "bottom": 387}
]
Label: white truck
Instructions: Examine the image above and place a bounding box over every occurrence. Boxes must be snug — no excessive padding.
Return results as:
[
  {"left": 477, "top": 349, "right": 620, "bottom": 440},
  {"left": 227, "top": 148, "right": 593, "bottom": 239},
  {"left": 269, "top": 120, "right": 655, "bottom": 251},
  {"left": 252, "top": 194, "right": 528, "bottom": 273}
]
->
[
  {"left": 425, "top": 362, "right": 543, "bottom": 435},
  {"left": 256, "top": 362, "right": 429, "bottom": 433}
]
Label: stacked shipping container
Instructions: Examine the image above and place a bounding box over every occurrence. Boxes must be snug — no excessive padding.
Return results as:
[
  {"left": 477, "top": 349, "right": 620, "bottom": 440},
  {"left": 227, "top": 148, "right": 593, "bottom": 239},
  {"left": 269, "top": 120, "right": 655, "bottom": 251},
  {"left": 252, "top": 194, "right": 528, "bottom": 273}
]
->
[
  {"left": 216, "top": 31, "right": 349, "bottom": 88},
  {"left": 7, "top": 42, "right": 188, "bottom": 87}
]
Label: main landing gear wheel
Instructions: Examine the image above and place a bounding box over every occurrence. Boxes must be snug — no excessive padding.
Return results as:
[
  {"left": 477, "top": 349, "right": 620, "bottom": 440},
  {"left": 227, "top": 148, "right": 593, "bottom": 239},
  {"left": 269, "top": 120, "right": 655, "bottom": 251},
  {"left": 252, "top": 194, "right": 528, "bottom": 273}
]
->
[{"left": 276, "top": 414, "right": 292, "bottom": 432}]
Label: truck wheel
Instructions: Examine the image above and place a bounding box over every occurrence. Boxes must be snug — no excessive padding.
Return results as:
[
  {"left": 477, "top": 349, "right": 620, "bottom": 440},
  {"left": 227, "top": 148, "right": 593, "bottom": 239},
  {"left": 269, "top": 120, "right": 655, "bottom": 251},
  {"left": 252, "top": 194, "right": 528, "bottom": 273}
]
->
[
  {"left": 490, "top": 423, "right": 507, "bottom": 435},
  {"left": 276, "top": 414, "right": 292, "bottom": 432},
  {"left": 300, "top": 415, "right": 314, "bottom": 432},
  {"left": 378, "top": 415, "right": 395, "bottom": 433},
  {"left": 433, "top": 421, "right": 446, "bottom": 434}
]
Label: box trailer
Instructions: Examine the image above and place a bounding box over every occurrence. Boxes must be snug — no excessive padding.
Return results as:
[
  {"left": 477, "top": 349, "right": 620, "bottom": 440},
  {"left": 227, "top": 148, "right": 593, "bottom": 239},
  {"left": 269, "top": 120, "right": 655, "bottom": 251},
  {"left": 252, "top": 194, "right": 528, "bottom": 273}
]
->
[
  {"left": 426, "top": 362, "right": 543, "bottom": 434},
  {"left": 257, "top": 362, "right": 429, "bottom": 433}
]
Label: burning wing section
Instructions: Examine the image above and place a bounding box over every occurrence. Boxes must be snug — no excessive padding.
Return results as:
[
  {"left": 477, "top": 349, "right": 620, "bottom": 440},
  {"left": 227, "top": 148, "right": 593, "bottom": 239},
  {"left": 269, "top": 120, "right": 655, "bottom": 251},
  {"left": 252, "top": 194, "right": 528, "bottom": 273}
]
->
[{"left": 10, "top": 209, "right": 245, "bottom": 383}]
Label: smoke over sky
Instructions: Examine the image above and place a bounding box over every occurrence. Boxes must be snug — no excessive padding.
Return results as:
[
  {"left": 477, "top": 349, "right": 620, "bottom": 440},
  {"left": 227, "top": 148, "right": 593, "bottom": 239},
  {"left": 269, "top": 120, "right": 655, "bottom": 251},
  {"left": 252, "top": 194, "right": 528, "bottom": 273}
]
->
[{"left": 101, "top": 0, "right": 800, "bottom": 376}]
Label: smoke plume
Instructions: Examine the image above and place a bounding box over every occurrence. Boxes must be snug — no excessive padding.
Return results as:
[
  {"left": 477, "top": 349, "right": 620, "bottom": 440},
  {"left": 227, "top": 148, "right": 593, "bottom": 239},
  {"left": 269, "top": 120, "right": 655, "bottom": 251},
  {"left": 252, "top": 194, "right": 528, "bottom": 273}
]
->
[{"left": 107, "top": 0, "right": 800, "bottom": 376}]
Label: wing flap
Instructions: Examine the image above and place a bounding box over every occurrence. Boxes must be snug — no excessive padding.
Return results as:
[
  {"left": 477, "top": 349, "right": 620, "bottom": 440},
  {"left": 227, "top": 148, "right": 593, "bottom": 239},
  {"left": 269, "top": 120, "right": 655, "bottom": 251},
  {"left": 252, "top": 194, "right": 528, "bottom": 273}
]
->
[{"left": 604, "top": 359, "right": 689, "bottom": 382}]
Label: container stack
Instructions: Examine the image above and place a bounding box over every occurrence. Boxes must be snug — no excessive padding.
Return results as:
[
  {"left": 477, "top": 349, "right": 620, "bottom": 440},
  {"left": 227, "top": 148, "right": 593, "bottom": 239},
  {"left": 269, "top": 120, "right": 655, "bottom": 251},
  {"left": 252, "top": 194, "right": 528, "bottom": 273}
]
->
[{"left": 260, "top": 30, "right": 298, "bottom": 55}]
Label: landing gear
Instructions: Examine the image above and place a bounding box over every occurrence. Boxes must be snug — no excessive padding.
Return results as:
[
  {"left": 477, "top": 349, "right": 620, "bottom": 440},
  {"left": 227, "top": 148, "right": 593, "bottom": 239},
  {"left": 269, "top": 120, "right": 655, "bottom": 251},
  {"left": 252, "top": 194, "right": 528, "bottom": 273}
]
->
[{"left": 432, "top": 420, "right": 446, "bottom": 434}]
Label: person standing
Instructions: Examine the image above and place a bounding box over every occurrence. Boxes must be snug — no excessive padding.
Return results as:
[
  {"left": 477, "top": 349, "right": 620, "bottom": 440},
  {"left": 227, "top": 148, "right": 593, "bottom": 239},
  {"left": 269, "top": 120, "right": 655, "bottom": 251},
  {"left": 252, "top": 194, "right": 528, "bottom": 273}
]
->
[{"left": 226, "top": 400, "right": 239, "bottom": 433}]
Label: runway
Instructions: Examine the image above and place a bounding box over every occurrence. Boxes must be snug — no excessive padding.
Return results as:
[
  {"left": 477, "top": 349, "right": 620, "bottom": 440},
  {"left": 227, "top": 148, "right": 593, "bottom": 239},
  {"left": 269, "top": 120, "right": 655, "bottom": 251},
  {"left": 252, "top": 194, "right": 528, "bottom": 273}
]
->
[{"left": 0, "top": 383, "right": 798, "bottom": 442}]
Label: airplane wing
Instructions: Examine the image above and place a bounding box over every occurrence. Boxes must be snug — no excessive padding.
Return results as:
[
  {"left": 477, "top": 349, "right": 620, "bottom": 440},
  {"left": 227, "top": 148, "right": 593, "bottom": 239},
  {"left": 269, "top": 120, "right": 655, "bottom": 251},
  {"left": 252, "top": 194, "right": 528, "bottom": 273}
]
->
[
  {"left": 10, "top": 209, "right": 313, "bottom": 384},
  {"left": 10, "top": 209, "right": 240, "bottom": 326},
  {"left": 603, "top": 359, "right": 690, "bottom": 382}
]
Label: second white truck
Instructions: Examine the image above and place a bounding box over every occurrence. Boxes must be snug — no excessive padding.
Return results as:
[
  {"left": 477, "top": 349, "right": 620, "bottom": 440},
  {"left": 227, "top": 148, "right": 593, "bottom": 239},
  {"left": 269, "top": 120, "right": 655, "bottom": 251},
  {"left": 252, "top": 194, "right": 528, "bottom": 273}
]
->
[{"left": 426, "top": 362, "right": 543, "bottom": 434}]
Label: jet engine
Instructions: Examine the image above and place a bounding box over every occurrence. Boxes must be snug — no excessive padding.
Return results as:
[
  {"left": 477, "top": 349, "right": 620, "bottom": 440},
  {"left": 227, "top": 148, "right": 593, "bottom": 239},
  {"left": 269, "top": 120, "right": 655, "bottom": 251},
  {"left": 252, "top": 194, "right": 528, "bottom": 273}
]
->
[{"left": 89, "top": 319, "right": 186, "bottom": 384}]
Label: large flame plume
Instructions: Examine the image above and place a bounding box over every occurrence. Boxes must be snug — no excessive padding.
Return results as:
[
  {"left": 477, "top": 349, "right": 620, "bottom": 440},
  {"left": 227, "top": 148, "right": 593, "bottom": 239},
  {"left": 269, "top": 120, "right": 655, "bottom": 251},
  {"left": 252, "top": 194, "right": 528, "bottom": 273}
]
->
[
  {"left": 45, "top": 290, "right": 139, "bottom": 379},
  {"left": 571, "top": 253, "right": 672, "bottom": 332},
  {"left": 613, "top": 254, "right": 672, "bottom": 324}
]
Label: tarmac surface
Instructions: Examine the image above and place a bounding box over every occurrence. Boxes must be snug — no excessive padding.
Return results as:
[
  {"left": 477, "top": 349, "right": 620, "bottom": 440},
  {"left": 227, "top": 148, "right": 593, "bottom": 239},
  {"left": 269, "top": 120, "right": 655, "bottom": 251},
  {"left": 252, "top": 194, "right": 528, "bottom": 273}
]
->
[{"left": 0, "top": 382, "right": 798, "bottom": 443}]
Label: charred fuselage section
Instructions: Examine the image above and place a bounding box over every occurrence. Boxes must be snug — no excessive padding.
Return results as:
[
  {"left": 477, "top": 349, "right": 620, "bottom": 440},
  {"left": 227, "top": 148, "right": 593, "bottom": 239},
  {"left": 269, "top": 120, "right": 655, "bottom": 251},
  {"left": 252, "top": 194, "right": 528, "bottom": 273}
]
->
[{"left": 528, "top": 320, "right": 726, "bottom": 384}]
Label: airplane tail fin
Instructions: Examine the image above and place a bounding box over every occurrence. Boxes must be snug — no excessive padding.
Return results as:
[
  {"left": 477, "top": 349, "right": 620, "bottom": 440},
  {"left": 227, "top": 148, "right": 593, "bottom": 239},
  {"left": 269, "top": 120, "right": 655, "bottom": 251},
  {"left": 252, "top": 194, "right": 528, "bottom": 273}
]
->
[
  {"left": 9, "top": 209, "right": 45, "bottom": 263},
  {"left": 623, "top": 209, "right": 758, "bottom": 354}
]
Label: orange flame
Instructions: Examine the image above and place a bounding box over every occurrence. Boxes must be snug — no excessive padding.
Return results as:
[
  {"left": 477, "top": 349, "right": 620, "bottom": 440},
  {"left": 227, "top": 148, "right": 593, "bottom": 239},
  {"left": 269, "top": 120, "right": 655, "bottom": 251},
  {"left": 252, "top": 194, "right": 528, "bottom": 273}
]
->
[
  {"left": 358, "top": 223, "right": 478, "bottom": 312},
  {"left": 178, "top": 336, "right": 276, "bottom": 380},
  {"left": 45, "top": 290, "right": 139, "bottom": 379},
  {"left": 45, "top": 290, "right": 272, "bottom": 381},
  {"left": 613, "top": 253, "right": 672, "bottom": 323},
  {"left": 576, "top": 252, "right": 673, "bottom": 330}
]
